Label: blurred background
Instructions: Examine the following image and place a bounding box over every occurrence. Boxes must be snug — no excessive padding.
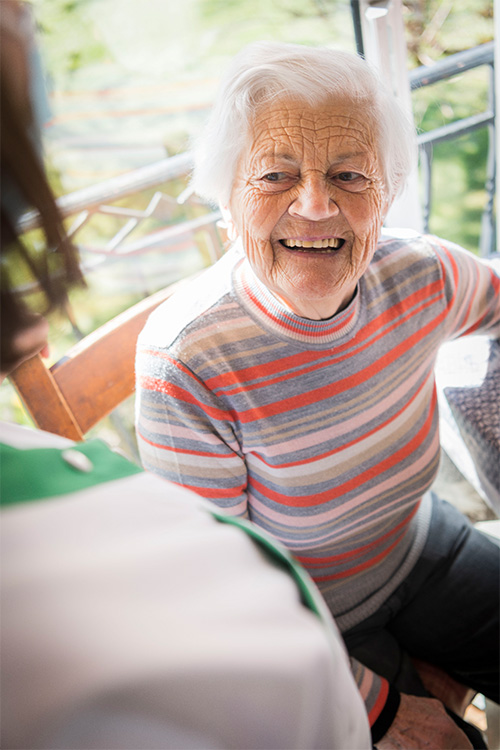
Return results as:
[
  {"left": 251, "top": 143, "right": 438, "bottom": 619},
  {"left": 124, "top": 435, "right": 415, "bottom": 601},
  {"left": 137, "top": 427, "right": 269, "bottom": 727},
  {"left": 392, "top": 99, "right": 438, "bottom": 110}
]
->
[
  {"left": 34, "top": 0, "right": 493, "bottom": 241},
  {"left": 1, "top": 0, "right": 495, "bottom": 457}
]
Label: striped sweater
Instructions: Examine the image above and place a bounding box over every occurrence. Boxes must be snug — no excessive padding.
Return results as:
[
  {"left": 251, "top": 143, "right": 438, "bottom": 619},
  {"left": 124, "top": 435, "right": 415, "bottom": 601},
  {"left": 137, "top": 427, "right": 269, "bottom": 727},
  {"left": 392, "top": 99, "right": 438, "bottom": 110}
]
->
[{"left": 136, "top": 230, "right": 500, "bottom": 724}]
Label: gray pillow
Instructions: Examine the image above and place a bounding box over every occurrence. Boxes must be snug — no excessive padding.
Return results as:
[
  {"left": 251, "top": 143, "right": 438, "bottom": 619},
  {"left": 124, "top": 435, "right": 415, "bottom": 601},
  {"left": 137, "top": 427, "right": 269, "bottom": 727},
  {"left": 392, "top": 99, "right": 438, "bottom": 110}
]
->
[{"left": 444, "top": 337, "right": 500, "bottom": 512}]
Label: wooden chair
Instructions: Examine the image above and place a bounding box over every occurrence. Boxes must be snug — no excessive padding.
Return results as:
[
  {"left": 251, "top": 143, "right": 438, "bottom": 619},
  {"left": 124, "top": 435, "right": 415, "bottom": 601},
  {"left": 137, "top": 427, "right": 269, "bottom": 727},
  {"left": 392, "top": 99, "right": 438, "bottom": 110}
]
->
[{"left": 8, "top": 273, "right": 197, "bottom": 441}]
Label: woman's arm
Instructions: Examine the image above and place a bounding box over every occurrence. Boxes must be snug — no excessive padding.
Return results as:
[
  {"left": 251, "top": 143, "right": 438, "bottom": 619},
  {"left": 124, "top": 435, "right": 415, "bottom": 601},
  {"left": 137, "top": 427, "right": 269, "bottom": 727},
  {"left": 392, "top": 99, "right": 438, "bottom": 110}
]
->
[
  {"left": 431, "top": 237, "right": 500, "bottom": 339},
  {"left": 136, "top": 343, "right": 249, "bottom": 516}
]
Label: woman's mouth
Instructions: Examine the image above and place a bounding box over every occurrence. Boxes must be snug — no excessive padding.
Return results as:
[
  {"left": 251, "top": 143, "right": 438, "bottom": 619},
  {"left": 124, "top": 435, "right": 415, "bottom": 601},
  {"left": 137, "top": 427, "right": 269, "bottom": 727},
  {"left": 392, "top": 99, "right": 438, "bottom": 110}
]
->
[{"left": 280, "top": 238, "right": 345, "bottom": 252}]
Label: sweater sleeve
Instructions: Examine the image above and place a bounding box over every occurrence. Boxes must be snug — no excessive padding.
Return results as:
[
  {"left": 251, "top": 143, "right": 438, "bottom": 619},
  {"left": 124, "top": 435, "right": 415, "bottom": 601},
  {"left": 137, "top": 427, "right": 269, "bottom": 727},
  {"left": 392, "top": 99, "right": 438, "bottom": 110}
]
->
[
  {"left": 135, "top": 342, "right": 249, "bottom": 517},
  {"left": 350, "top": 657, "right": 400, "bottom": 740},
  {"left": 429, "top": 236, "right": 500, "bottom": 340}
]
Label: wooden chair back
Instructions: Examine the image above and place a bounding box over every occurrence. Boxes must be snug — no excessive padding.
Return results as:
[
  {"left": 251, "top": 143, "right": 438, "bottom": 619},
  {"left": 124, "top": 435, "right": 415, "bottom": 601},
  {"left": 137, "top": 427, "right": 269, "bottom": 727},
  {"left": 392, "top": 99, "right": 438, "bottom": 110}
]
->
[{"left": 9, "top": 275, "right": 195, "bottom": 441}]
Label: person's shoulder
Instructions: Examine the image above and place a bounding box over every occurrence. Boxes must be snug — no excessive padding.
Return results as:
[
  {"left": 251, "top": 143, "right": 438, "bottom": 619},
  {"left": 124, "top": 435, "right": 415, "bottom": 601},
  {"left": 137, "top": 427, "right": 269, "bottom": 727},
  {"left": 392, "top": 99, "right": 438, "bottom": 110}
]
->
[
  {"left": 0, "top": 420, "right": 214, "bottom": 517},
  {"left": 138, "top": 244, "right": 243, "bottom": 351},
  {"left": 376, "top": 229, "right": 488, "bottom": 267},
  {"left": 367, "top": 229, "right": 442, "bottom": 287},
  {"left": 376, "top": 227, "right": 439, "bottom": 262},
  {"left": 0, "top": 421, "right": 71, "bottom": 450}
]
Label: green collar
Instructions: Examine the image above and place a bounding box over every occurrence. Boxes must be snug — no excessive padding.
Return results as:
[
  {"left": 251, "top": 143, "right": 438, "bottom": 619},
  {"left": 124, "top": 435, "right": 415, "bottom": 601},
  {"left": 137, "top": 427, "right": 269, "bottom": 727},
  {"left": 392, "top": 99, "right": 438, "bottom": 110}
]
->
[
  {"left": 212, "top": 511, "right": 325, "bottom": 620},
  {"left": 0, "top": 439, "right": 142, "bottom": 507},
  {"left": 1, "top": 439, "right": 325, "bottom": 623}
]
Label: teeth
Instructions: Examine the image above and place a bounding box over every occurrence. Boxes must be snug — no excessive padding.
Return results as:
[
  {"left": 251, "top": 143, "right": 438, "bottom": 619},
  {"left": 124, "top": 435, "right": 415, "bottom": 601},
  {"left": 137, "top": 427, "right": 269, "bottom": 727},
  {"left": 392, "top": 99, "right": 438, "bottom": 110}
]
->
[{"left": 282, "top": 238, "right": 342, "bottom": 249}]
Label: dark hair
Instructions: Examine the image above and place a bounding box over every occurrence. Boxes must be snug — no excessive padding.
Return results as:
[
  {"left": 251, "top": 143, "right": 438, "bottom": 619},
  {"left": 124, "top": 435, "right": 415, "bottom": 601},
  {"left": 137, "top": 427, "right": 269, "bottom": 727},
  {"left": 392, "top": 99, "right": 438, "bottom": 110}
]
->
[{"left": 0, "top": 1, "right": 84, "bottom": 369}]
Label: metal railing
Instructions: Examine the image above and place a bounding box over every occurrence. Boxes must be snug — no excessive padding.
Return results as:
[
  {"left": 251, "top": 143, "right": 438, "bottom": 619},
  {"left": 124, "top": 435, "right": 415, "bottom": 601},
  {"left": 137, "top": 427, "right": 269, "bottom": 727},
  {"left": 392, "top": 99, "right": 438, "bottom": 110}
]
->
[
  {"left": 20, "top": 152, "right": 223, "bottom": 274},
  {"left": 18, "top": 44, "right": 495, "bottom": 290},
  {"left": 409, "top": 42, "right": 495, "bottom": 257}
]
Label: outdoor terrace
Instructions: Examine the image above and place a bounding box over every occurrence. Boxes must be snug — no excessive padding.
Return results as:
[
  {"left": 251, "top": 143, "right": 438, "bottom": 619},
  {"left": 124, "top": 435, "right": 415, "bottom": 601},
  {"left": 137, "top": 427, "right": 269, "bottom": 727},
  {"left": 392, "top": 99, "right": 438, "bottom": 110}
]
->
[{"left": 10, "top": 41, "right": 498, "bottom": 525}]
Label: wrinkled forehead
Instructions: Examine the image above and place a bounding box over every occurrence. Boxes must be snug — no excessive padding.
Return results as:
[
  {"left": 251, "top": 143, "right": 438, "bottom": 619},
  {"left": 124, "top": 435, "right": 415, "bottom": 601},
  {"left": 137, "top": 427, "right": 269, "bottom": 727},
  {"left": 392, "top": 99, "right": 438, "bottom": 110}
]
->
[{"left": 243, "top": 96, "right": 380, "bottom": 166}]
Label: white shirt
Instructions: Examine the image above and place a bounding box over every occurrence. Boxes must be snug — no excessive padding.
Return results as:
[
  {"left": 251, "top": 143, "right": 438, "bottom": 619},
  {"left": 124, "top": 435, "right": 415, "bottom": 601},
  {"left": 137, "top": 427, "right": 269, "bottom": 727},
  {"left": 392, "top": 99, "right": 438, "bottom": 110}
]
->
[{"left": 1, "top": 422, "right": 369, "bottom": 750}]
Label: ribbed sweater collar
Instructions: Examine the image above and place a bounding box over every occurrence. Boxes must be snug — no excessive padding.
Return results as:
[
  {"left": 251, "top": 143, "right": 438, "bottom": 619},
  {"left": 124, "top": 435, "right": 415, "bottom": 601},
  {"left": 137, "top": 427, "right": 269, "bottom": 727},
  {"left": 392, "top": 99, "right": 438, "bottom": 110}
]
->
[{"left": 233, "top": 255, "right": 361, "bottom": 347}]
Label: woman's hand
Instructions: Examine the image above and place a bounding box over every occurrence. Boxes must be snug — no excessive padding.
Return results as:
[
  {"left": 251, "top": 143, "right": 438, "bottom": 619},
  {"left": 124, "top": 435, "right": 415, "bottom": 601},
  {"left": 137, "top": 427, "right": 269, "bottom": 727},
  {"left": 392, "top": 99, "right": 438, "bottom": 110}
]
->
[{"left": 377, "top": 693, "right": 472, "bottom": 749}]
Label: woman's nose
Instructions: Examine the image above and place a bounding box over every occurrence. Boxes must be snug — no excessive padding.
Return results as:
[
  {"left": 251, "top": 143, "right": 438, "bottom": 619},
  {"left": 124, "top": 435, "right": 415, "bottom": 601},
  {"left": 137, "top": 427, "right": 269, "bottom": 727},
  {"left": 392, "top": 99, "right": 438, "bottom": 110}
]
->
[{"left": 288, "top": 177, "right": 339, "bottom": 221}]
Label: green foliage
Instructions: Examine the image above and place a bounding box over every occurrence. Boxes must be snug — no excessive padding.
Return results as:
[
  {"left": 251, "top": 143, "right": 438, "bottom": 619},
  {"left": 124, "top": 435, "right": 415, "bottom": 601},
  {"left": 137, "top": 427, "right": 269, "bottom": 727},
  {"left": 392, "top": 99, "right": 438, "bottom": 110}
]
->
[
  {"left": 195, "top": 0, "right": 353, "bottom": 51},
  {"left": 403, "top": 0, "right": 493, "bottom": 67},
  {"left": 402, "top": 0, "right": 494, "bottom": 251},
  {"left": 32, "top": 0, "right": 109, "bottom": 81},
  {"left": 412, "top": 62, "right": 493, "bottom": 252}
]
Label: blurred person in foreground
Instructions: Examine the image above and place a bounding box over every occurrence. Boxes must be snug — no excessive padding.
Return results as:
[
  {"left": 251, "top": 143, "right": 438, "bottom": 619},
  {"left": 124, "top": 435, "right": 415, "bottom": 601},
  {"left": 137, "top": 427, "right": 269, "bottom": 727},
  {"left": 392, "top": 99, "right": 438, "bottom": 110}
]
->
[
  {"left": 136, "top": 41, "right": 500, "bottom": 749},
  {"left": 0, "top": 4, "right": 370, "bottom": 748}
]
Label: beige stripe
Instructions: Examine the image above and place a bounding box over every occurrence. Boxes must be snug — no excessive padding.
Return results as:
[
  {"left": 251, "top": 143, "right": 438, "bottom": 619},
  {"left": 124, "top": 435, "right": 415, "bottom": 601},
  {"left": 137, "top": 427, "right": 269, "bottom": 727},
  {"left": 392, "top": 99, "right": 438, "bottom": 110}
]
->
[
  {"left": 198, "top": 340, "right": 291, "bottom": 373},
  {"left": 177, "top": 319, "right": 278, "bottom": 357},
  {"left": 365, "top": 265, "right": 437, "bottom": 312},
  {"left": 248, "top": 382, "right": 434, "bottom": 486},
  {"left": 251, "top": 453, "right": 439, "bottom": 539},
  {"left": 139, "top": 447, "right": 243, "bottom": 481},
  {"left": 243, "top": 338, "right": 440, "bottom": 444}
]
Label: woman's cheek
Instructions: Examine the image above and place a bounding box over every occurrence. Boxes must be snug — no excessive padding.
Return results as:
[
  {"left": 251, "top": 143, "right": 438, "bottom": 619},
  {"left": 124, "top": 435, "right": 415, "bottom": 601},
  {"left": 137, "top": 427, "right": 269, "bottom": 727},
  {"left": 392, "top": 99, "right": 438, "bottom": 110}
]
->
[
  {"left": 370, "top": 184, "right": 388, "bottom": 219},
  {"left": 242, "top": 196, "right": 272, "bottom": 239},
  {"left": 244, "top": 235, "right": 272, "bottom": 271}
]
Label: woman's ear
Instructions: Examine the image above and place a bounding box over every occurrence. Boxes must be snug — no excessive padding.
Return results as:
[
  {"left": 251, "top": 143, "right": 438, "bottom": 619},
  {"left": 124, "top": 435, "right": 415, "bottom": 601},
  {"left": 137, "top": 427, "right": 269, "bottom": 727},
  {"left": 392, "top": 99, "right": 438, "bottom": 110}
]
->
[{"left": 220, "top": 205, "right": 238, "bottom": 242}]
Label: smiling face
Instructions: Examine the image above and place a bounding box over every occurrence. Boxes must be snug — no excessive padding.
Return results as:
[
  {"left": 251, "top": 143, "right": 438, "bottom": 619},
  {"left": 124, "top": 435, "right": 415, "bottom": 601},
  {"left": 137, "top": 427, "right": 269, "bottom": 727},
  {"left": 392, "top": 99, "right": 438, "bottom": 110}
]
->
[{"left": 226, "top": 96, "right": 390, "bottom": 320}]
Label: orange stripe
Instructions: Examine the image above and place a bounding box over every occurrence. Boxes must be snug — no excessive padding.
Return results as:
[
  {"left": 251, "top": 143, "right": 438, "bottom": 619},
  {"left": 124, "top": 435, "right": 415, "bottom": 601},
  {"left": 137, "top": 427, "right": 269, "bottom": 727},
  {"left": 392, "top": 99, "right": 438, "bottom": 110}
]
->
[
  {"left": 462, "top": 264, "right": 500, "bottom": 334},
  {"left": 247, "top": 389, "right": 437, "bottom": 506},
  {"left": 368, "top": 678, "right": 390, "bottom": 726},
  {"left": 138, "top": 431, "right": 235, "bottom": 458},
  {"left": 254, "top": 376, "right": 430, "bottom": 470},
  {"left": 139, "top": 375, "right": 230, "bottom": 422},
  {"left": 297, "top": 503, "right": 419, "bottom": 566},
  {"left": 310, "top": 530, "right": 406, "bottom": 582},
  {"left": 242, "top": 273, "right": 357, "bottom": 337},
  {"left": 218, "top": 300, "right": 445, "bottom": 419},
  {"left": 188, "top": 485, "right": 245, "bottom": 500},
  {"left": 205, "top": 280, "right": 443, "bottom": 392},
  {"left": 433, "top": 239, "right": 459, "bottom": 309},
  {"left": 138, "top": 349, "right": 202, "bottom": 381}
]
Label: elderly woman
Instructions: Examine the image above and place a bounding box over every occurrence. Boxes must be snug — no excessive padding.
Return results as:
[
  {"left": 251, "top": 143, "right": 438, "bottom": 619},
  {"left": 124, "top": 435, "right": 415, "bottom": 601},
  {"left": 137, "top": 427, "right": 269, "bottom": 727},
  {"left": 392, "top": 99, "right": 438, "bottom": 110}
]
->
[
  {"left": 136, "top": 42, "right": 499, "bottom": 747},
  {"left": 1, "top": 19, "right": 372, "bottom": 748}
]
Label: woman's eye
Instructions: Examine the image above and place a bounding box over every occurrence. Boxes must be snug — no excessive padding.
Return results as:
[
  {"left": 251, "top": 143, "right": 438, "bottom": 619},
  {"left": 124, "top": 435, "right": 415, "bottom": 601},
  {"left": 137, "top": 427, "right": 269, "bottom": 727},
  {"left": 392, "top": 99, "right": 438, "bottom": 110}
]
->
[
  {"left": 337, "top": 172, "right": 362, "bottom": 182},
  {"left": 331, "top": 172, "right": 368, "bottom": 191},
  {"left": 258, "top": 172, "right": 296, "bottom": 191},
  {"left": 262, "top": 172, "right": 286, "bottom": 182}
]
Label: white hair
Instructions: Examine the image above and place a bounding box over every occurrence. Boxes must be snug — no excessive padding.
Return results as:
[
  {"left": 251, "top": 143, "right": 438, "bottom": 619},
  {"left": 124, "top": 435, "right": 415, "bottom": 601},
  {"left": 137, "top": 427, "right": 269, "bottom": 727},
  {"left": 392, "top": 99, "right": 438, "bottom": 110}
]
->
[{"left": 191, "top": 41, "right": 416, "bottom": 206}]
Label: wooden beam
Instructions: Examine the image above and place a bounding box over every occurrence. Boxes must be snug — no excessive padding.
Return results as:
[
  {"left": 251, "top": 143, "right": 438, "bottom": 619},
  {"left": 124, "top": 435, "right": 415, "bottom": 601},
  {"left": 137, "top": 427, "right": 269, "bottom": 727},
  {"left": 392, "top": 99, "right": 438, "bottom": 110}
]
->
[{"left": 9, "top": 355, "right": 85, "bottom": 441}]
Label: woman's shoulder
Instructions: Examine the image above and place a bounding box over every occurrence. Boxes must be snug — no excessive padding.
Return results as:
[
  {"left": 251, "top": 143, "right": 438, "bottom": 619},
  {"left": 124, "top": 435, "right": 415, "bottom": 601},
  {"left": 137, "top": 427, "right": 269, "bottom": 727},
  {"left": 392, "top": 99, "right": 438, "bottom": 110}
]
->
[
  {"left": 366, "top": 228, "right": 442, "bottom": 286},
  {"left": 375, "top": 229, "right": 497, "bottom": 282},
  {"left": 376, "top": 228, "right": 440, "bottom": 261},
  {"left": 138, "top": 244, "right": 244, "bottom": 351}
]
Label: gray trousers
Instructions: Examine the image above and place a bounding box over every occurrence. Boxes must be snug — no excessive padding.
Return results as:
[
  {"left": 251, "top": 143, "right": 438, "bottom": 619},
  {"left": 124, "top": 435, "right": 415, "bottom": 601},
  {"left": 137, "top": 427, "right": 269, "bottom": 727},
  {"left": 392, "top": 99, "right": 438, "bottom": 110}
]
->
[{"left": 343, "top": 495, "right": 500, "bottom": 704}]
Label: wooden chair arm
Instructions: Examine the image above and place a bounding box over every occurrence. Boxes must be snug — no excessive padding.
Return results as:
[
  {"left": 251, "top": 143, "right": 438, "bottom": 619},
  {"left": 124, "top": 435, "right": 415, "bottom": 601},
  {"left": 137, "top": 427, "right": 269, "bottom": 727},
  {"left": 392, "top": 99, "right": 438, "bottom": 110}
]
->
[
  {"left": 9, "top": 355, "right": 84, "bottom": 441},
  {"left": 8, "top": 274, "right": 200, "bottom": 440}
]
